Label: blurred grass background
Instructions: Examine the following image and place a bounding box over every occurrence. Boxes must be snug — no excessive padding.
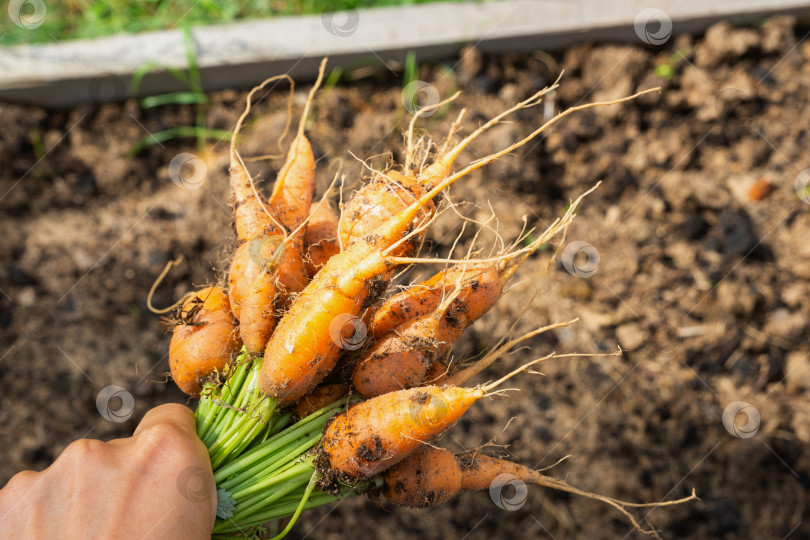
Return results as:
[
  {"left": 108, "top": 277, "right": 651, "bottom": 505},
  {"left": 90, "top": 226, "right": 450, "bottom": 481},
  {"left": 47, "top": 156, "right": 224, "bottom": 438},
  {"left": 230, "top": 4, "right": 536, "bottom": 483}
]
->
[{"left": 0, "top": 0, "right": 477, "bottom": 46}]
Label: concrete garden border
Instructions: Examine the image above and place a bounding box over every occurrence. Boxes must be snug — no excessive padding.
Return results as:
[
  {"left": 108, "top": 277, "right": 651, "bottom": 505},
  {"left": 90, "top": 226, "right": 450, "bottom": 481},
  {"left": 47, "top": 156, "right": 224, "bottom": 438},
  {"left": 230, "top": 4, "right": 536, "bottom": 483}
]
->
[{"left": 1, "top": 0, "right": 808, "bottom": 106}]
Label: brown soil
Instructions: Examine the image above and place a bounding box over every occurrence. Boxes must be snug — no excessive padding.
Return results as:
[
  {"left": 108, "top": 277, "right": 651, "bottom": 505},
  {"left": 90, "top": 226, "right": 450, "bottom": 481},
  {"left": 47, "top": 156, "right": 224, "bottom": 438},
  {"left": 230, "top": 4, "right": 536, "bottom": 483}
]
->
[{"left": 2, "top": 16, "right": 809, "bottom": 539}]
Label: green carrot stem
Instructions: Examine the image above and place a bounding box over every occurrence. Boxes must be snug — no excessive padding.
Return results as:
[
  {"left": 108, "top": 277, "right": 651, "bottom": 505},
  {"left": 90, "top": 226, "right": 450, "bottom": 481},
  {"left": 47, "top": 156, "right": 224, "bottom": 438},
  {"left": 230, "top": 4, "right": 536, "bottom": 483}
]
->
[
  {"left": 212, "top": 476, "right": 312, "bottom": 534},
  {"left": 228, "top": 470, "right": 313, "bottom": 524},
  {"left": 201, "top": 357, "right": 251, "bottom": 445},
  {"left": 265, "top": 412, "right": 293, "bottom": 439},
  {"left": 212, "top": 482, "right": 376, "bottom": 536},
  {"left": 215, "top": 400, "right": 344, "bottom": 484},
  {"left": 232, "top": 459, "right": 315, "bottom": 500},
  {"left": 220, "top": 435, "right": 318, "bottom": 493},
  {"left": 268, "top": 471, "right": 318, "bottom": 540},
  {"left": 209, "top": 396, "right": 277, "bottom": 468}
]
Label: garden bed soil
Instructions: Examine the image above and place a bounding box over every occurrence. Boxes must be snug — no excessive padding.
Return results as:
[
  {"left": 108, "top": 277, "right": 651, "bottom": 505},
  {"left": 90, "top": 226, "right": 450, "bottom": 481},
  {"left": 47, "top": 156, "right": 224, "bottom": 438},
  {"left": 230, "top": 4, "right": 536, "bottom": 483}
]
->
[{"left": 1, "top": 16, "right": 809, "bottom": 539}]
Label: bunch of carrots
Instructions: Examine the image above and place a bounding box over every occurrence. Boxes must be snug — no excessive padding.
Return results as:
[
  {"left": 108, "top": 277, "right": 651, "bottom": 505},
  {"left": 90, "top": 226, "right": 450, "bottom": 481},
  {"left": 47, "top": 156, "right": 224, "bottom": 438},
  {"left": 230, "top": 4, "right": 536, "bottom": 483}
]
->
[{"left": 155, "top": 59, "right": 695, "bottom": 539}]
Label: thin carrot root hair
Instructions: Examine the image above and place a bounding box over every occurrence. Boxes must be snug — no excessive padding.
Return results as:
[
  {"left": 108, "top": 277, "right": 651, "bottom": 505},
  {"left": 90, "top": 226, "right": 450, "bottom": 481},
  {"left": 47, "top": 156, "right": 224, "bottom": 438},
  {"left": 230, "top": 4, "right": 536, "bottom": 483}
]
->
[
  {"left": 416, "top": 74, "right": 563, "bottom": 183},
  {"left": 410, "top": 85, "right": 661, "bottom": 214},
  {"left": 526, "top": 473, "right": 698, "bottom": 537},
  {"left": 231, "top": 74, "right": 295, "bottom": 164},
  {"left": 233, "top": 149, "right": 286, "bottom": 235},
  {"left": 266, "top": 58, "right": 327, "bottom": 193},
  {"left": 244, "top": 58, "right": 327, "bottom": 163},
  {"left": 476, "top": 347, "right": 623, "bottom": 396},
  {"left": 298, "top": 58, "right": 327, "bottom": 139},
  {"left": 444, "top": 318, "right": 582, "bottom": 386},
  {"left": 438, "top": 108, "right": 467, "bottom": 157},
  {"left": 405, "top": 90, "right": 462, "bottom": 170},
  {"left": 462, "top": 450, "right": 697, "bottom": 538},
  {"left": 388, "top": 181, "right": 600, "bottom": 269},
  {"left": 147, "top": 256, "right": 195, "bottom": 315}
]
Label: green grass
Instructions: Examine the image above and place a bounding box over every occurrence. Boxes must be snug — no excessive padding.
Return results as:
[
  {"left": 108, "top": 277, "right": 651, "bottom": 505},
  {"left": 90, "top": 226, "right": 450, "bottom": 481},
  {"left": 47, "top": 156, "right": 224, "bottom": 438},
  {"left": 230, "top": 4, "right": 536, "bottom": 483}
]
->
[
  {"left": 128, "top": 27, "right": 232, "bottom": 154},
  {"left": 1, "top": 0, "right": 474, "bottom": 46}
]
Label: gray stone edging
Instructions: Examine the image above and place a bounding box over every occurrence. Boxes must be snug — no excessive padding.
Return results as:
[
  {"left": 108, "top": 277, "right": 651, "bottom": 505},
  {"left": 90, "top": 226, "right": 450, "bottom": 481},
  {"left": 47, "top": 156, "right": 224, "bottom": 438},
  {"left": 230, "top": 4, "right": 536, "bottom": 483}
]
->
[{"left": 1, "top": 0, "right": 808, "bottom": 106}]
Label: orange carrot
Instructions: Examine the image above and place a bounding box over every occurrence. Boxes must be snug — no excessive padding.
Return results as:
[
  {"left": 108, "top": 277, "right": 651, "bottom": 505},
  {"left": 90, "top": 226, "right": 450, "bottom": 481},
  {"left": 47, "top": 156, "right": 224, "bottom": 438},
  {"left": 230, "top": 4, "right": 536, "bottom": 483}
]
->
[
  {"left": 380, "top": 446, "right": 697, "bottom": 535},
  {"left": 227, "top": 63, "right": 326, "bottom": 354},
  {"left": 260, "top": 141, "right": 489, "bottom": 402},
  {"left": 169, "top": 287, "right": 241, "bottom": 396},
  {"left": 357, "top": 175, "right": 605, "bottom": 395},
  {"left": 226, "top": 77, "right": 290, "bottom": 354},
  {"left": 293, "top": 383, "right": 350, "bottom": 419},
  {"left": 351, "top": 276, "right": 469, "bottom": 397},
  {"left": 323, "top": 356, "right": 549, "bottom": 477},
  {"left": 267, "top": 128, "right": 316, "bottom": 233},
  {"left": 303, "top": 203, "right": 341, "bottom": 278},
  {"left": 322, "top": 385, "right": 475, "bottom": 477},
  {"left": 382, "top": 446, "right": 461, "bottom": 508},
  {"left": 367, "top": 264, "right": 486, "bottom": 338},
  {"left": 338, "top": 170, "right": 433, "bottom": 257},
  {"left": 260, "top": 150, "right": 472, "bottom": 402},
  {"left": 262, "top": 59, "right": 327, "bottom": 294},
  {"left": 353, "top": 262, "right": 516, "bottom": 397}
]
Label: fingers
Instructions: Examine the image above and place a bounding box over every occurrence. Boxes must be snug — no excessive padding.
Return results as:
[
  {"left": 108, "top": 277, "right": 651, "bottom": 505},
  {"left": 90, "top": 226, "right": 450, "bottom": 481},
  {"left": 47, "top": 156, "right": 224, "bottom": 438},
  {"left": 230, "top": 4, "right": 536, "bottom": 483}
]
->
[
  {"left": 131, "top": 404, "right": 218, "bottom": 528},
  {"left": 133, "top": 403, "right": 196, "bottom": 440}
]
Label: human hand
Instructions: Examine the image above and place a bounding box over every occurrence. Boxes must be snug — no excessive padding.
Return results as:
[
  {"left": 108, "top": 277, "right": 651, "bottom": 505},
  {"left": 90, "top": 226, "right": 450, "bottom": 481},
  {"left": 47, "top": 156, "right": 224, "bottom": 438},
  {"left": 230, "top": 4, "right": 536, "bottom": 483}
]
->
[{"left": 0, "top": 404, "right": 216, "bottom": 539}]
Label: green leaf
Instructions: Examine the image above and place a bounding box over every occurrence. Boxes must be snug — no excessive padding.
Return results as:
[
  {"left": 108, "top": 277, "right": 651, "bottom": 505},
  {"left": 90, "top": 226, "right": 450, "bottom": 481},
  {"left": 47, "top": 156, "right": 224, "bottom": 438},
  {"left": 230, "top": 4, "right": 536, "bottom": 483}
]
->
[
  {"left": 403, "top": 50, "right": 417, "bottom": 87},
  {"left": 130, "top": 61, "right": 191, "bottom": 92},
  {"left": 216, "top": 488, "right": 236, "bottom": 519},
  {"left": 141, "top": 92, "right": 206, "bottom": 108}
]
